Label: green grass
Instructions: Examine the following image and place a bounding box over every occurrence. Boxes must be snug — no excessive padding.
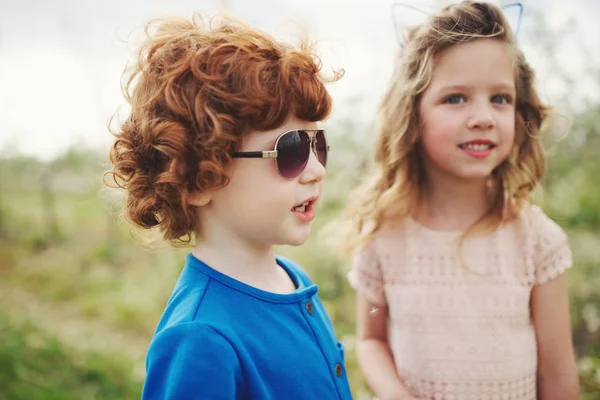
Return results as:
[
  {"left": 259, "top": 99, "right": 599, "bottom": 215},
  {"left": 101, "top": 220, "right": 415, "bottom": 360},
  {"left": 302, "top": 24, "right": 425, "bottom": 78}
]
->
[{"left": 0, "top": 315, "right": 142, "bottom": 400}]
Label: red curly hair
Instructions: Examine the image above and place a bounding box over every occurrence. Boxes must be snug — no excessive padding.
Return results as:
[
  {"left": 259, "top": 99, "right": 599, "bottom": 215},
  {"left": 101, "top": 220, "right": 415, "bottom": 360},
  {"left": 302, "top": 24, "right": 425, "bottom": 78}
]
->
[{"left": 105, "top": 14, "right": 341, "bottom": 243}]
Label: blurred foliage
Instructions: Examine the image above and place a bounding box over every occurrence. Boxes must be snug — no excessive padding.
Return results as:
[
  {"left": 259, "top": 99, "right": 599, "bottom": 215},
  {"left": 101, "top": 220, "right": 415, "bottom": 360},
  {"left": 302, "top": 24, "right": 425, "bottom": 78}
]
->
[{"left": 0, "top": 315, "right": 142, "bottom": 399}]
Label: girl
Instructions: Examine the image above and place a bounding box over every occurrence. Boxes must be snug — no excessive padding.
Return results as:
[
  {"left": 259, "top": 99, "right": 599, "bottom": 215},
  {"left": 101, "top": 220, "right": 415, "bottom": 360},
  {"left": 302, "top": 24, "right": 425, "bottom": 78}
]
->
[
  {"left": 342, "top": 2, "right": 579, "bottom": 399},
  {"left": 106, "top": 14, "right": 351, "bottom": 399}
]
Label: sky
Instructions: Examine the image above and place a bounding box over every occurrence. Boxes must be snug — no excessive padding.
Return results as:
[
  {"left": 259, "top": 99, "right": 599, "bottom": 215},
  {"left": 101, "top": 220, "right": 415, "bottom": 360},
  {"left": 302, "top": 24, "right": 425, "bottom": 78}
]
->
[{"left": 0, "top": 0, "right": 598, "bottom": 160}]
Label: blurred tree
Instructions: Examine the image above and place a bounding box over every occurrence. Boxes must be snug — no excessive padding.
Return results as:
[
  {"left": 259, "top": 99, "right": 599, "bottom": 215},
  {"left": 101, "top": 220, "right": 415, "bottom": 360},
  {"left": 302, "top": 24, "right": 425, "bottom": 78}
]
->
[
  {"left": 0, "top": 162, "right": 4, "bottom": 239},
  {"left": 40, "top": 166, "right": 61, "bottom": 246}
]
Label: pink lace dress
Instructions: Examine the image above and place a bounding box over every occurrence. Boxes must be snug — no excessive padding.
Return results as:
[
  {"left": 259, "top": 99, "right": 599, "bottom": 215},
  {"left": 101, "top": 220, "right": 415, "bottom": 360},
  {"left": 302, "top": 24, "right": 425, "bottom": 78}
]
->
[{"left": 349, "top": 205, "right": 572, "bottom": 400}]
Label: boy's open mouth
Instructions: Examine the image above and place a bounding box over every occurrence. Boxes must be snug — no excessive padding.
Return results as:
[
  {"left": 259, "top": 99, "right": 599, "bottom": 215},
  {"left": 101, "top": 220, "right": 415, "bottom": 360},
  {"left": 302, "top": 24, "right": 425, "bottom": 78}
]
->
[
  {"left": 292, "top": 200, "right": 311, "bottom": 213},
  {"left": 291, "top": 196, "right": 319, "bottom": 224}
]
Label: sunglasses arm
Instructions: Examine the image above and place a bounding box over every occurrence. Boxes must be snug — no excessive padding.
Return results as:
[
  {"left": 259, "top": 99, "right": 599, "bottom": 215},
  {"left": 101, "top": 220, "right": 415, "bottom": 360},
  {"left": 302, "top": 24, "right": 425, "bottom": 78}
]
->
[{"left": 232, "top": 150, "right": 278, "bottom": 159}]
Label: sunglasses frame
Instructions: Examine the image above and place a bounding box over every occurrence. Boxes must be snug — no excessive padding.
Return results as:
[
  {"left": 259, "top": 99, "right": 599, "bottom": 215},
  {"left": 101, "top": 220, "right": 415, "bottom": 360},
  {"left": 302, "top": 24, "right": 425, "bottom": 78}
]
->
[{"left": 232, "top": 129, "right": 329, "bottom": 180}]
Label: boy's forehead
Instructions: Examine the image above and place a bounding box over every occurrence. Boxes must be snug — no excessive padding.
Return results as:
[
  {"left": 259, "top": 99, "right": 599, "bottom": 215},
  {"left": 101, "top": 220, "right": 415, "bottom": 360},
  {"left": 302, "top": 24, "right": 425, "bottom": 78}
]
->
[{"left": 246, "top": 117, "right": 319, "bottom": 144}]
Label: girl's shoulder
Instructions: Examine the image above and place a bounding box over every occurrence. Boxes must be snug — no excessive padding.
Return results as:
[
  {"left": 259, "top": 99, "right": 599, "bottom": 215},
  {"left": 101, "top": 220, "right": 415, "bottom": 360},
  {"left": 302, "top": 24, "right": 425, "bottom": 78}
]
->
[
  {"left": 513, "top": 204, "right": 569, "bottom": 241},
  {"left": 511, "top": 204, "right": 572, "bottom": 274},
  {"left": 512, "top": 205, "right": 573, "bottom": 284}
]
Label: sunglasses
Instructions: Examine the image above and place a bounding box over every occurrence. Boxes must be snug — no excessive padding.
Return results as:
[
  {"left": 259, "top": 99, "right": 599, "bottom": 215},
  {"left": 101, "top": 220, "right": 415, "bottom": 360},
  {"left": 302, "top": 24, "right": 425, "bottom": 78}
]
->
[{"left": 232, "top": 129, "right": 328, "bottom": 179}]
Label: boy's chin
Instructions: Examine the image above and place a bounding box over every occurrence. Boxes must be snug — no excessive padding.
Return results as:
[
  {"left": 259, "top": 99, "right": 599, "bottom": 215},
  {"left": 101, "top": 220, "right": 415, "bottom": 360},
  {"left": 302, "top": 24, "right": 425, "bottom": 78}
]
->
[
  {"left": 287, "top": 240, "right": 307, "bottom": 247},
  {"left": 283, "top": 232, "right": 312, "bottom": 247}
]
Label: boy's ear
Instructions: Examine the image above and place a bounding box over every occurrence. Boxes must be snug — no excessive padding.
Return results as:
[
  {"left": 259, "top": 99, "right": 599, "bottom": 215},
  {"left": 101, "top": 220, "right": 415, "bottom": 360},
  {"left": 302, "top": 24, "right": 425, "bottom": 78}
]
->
[
  {"left": 188, "top": 191, "right": 212, "bottom": 207},
  {"left": 169, "top": 160, "right": 213, "bottom": 207}
]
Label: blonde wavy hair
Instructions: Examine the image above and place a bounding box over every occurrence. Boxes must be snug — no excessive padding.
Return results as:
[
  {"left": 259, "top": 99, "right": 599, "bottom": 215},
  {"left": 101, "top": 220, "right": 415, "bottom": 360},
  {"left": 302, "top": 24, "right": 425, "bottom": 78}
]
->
[{"left": 339, "top": 1, "right": 549, "bottom": 254}]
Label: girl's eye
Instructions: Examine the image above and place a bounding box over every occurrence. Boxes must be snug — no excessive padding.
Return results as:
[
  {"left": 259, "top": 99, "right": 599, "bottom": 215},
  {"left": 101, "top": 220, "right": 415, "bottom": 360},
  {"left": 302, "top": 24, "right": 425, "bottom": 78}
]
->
[
  {"left": 492, "top": 94, "right": 512, "bottom": 105},
  {"left": 444, "top": 94, "right": 465, "bottom": 104}
]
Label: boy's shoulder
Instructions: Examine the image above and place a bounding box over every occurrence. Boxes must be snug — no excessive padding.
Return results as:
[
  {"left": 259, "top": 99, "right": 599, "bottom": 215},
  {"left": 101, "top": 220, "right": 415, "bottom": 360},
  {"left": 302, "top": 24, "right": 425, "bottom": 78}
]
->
[
  {"left": 152, "top": 263, "right": 213, "bottom": 336},
  {"left": 276, "top": 255, "right": 314, "bottom": 287},
  {"left": 148, "top": 262, "right": 238, "bottom": 367},
  {"left": 144, "top": 319, "right": 242, "bottom": 397},
  {"left": 152, "top": 255, "right": 238, "bottom": 337}
]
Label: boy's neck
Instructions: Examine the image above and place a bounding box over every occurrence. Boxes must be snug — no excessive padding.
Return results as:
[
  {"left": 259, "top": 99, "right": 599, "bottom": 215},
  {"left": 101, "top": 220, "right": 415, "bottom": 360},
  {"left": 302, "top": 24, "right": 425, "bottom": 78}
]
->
[
  {"left": 416, "top": 174, "right": 493, "bottom": 231},
  {"left": 191, "top": 231, "right": 297, "bottom": 295}
]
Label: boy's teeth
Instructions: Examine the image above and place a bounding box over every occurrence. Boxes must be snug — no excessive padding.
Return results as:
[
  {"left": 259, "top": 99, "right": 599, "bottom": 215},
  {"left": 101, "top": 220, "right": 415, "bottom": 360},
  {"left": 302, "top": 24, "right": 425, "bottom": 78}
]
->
[{"left": 293, "top": 201, "right": 310, "bottom": 212}]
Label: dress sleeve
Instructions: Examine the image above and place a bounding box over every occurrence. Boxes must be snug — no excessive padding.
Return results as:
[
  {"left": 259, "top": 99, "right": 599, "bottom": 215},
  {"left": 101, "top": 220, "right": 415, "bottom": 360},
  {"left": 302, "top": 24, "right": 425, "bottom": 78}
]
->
[
  {"left": 531, "top": 206, "right": 573, "bottom": 285},
  {"left": 347, "top": 238, "right": 386, "bottom": 306}
]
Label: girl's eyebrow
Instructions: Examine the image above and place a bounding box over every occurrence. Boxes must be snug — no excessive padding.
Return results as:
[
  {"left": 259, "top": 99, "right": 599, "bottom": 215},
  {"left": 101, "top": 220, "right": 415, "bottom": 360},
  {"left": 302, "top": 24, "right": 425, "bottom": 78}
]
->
[{"left": 433, "top": 82, "right": 516, "bottom": 93}]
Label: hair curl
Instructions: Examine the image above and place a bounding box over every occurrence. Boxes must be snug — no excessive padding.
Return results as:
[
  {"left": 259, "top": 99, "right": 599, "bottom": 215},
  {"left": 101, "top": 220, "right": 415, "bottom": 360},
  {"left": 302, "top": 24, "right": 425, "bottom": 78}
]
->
[{"left": 105, "top": 14, "right": 341, "bottom": 243}]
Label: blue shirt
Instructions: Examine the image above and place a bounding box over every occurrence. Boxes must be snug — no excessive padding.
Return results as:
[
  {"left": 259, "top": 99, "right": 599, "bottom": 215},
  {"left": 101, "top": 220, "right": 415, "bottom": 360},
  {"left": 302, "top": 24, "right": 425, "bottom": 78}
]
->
[{"left": 142, "top": 253, "right": 353, "bottom": 400}]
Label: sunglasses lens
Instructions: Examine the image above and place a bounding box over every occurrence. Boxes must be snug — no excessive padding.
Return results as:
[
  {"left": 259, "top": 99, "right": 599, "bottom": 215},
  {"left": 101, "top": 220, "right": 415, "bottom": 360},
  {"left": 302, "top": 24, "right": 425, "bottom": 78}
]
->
[
  {"left": 315, "top": 130, "right": 328, "bottom": 168},
  {"left": 276, "top": 130, "right": 310, "bottom": 179}
]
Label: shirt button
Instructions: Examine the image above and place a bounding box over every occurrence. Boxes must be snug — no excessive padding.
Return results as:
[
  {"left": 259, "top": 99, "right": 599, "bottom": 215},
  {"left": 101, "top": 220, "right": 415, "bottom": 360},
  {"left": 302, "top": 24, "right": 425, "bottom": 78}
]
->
[
  {"left": 305, "top": 301, "right": 313, "bottom": 314},
  {"left": 335, "top": 363, "right": 343, "bottom": 377}
]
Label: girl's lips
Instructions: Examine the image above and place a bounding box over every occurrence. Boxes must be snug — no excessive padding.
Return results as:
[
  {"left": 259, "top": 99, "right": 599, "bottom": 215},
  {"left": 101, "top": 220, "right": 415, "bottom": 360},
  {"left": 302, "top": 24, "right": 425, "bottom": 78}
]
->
[
  {"left": 460, "top": 147, "right": 493, "bottom": 159},
  {"left": 458, "top": 139, "right": 496, "bottom": 159}
]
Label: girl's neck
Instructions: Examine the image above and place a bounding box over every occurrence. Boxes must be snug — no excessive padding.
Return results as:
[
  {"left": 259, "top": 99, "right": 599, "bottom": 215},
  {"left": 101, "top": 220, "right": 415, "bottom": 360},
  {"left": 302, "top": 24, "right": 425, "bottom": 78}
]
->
[{"left": 415, "top": 175, "right": 494, "bottom": 232}]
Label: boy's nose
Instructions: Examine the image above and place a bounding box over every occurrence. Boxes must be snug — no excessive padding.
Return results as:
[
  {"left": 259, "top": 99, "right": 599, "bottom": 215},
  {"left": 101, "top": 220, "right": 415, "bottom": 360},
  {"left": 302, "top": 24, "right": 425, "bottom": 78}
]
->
[{"left": 300, "top": 145, "right": 326, "bottom": 184}]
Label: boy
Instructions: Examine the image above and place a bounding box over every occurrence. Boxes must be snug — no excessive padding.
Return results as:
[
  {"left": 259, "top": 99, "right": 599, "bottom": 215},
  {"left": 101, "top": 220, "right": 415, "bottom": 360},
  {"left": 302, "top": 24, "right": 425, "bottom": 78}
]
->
[{"left": 106, "top": 13, "right": 351, "bottom": 399}]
